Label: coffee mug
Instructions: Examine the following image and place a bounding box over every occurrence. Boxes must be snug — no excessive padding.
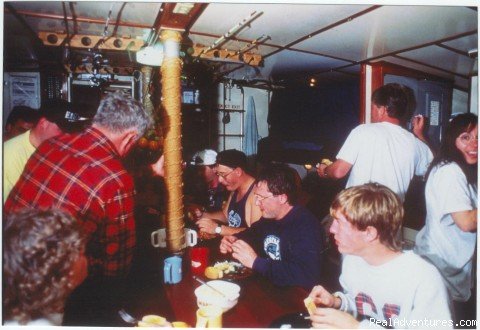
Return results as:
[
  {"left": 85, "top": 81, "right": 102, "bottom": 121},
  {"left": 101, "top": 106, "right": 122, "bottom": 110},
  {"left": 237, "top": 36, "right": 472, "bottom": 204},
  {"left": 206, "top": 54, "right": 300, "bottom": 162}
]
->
[
  {"left": 164, "top": 255, "right": 182, "bottom": 284},
  {"left": 151, "top": 228, "right": 198, "bottom": 248},
  {"left": 190, "top": 247, "right": 210, "bottom": 276},
  {"left": 195, "top": 305, "right": 223, "bottom": 328}
]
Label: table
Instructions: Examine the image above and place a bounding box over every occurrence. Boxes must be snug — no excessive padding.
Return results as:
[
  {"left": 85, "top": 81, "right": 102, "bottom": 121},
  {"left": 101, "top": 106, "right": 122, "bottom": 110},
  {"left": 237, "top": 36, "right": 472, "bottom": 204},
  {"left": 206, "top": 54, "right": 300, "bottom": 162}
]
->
[{"left": 164, "top": 245, "right": 309, "bottom": 328}]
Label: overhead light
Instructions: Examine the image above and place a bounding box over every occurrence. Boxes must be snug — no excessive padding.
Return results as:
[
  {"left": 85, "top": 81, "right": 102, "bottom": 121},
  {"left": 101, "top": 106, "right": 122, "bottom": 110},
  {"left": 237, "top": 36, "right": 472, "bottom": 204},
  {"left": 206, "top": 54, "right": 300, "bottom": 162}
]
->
[
  {"left": 136, "top": 42, "right": 164, "bottom": 66},
  {"left": 172, "top": 3, "right": 194, "bottom": 15}
]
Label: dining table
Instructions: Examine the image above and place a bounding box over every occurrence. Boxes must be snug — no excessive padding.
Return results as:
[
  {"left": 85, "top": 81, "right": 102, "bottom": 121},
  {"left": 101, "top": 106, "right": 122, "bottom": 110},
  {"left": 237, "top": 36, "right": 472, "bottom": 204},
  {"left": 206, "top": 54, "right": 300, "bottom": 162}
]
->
[{"left": 163, "top": 241, "right": 310, "bottom": 328}]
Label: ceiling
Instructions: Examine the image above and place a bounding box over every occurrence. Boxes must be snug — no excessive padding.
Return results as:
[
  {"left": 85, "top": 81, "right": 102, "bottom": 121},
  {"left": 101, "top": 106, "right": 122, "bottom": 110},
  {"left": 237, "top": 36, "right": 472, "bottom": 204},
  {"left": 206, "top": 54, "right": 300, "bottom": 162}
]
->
[{"left": 3, "top": 2, "right": 478, "bottom": 90}]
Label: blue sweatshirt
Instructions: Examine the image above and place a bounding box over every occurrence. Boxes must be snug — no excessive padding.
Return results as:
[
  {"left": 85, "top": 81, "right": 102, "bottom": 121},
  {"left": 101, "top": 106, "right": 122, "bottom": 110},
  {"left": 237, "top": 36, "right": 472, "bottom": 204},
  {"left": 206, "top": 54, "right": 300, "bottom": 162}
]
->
[{"left": 235, "top": 205, "right": 324, "bottom": 290}]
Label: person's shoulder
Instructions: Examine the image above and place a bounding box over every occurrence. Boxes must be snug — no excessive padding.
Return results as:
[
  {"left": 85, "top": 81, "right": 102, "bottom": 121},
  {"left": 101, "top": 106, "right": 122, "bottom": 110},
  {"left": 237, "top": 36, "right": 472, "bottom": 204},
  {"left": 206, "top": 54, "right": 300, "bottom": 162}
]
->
[
  {"left": 399, "top": 251, "right": 442, "bottom": 277},
  {"left": 430, "top": 162, "right": 463, "bottom": 179}
]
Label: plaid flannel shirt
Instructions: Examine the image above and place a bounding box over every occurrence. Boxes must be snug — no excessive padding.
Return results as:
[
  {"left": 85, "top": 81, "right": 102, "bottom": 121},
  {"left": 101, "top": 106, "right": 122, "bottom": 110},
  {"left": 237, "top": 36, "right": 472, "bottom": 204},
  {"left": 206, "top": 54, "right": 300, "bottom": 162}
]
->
[{"left": 5, "top": 127, "right": 136, "bottom": 278}]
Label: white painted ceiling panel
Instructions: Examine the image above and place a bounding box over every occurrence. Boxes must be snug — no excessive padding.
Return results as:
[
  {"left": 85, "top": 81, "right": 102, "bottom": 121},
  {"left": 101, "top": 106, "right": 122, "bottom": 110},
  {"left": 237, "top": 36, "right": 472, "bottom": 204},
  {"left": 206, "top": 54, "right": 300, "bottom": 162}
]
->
[
  {"left": 381, "top": 55, "right": 470, "bottom": 90},
  {"left": 191, "top": 3, "right": 371, "bottom": 47},
  {"left": 443, "top": 34, "right": 478, "bottom": 53},
  {"left": 262, "top": 49, "right": 352, "bottom": 78},
  {"left": 296, "top": 6, "right": 477, "bottom": 61},
  {"left": 400, "top": 46, "right": 475, "bottom": 77}
]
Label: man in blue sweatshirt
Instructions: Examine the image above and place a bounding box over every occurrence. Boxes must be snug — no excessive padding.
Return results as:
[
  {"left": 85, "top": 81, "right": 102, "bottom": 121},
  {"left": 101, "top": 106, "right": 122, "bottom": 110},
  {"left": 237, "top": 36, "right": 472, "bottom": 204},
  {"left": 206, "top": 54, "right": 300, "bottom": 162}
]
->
[{"left": 220, "top": 163, "right": 324, "bottom": 290}]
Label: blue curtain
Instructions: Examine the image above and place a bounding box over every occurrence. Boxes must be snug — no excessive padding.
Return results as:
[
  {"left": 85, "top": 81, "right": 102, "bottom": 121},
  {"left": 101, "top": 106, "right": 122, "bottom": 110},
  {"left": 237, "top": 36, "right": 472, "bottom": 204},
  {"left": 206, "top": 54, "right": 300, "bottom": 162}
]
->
[{"left": 243, "top": 96, "right": 259, "bottom": 156}]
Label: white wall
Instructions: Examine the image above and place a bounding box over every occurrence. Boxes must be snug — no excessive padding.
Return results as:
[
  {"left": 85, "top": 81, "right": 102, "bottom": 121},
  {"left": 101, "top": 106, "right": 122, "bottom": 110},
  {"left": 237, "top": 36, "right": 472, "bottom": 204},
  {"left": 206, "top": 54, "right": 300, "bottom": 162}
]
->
[
  {"left": 470, "top": 76, "right": 478, "bottom": 115},
  {"left": 452, "top": 88, "right": 469, "bottom": 116},
  {"left": 214, "top": 82, "right": 270, "bottom": 152}
]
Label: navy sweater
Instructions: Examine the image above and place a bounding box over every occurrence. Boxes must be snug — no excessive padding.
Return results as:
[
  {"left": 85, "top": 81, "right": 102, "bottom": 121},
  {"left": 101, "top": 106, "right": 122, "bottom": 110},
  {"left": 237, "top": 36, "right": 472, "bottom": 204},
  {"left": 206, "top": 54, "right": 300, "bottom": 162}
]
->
[{"left": 235, "top": 205, "right": 324, "bottom": 290}]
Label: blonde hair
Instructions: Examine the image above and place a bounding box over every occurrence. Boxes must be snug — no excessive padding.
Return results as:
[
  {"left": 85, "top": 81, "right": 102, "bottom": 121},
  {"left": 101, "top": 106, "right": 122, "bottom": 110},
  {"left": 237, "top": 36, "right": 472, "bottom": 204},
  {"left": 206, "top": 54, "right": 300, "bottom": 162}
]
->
[{"left": 330, "top": 183, "right": 403, "bottom": 251}]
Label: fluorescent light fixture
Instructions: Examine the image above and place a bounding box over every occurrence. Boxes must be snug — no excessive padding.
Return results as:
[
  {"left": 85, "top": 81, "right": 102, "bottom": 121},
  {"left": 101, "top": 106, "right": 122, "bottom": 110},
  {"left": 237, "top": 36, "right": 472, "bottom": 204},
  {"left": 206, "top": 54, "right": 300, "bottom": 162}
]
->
[
  {"left": 136, "top": 42, "right": 164, "bottom": 66},
  {"left": 172, "top": 3, "right": 194, "bottom": 15}
]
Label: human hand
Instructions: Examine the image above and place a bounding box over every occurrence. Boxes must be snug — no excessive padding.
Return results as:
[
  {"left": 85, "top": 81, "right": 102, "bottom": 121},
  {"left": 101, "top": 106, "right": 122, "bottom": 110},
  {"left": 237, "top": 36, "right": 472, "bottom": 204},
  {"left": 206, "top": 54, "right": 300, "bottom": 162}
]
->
[
  {"left": 309, "top": 285, "right": 336, "bottom": 308},
  {"left": 220, "top": 236, "right": 237, "bottom": 254},
  {"left": 196, "top": 218, "right": 217, "bottom": 235},
  {"left": 310, "top": 308, "right": 359, "bottom": 329},
  {"left": 412, "top": 115, "right": 426, "bottom": 138},
  {"left": 316, "top": 163, "right": 328, "bottom": 178},
  {"left": 150, "top": 154, "right": 165, "bottom": 177},
  {"left": 231, "top": 240, "right": 257, "bottom": 268}
]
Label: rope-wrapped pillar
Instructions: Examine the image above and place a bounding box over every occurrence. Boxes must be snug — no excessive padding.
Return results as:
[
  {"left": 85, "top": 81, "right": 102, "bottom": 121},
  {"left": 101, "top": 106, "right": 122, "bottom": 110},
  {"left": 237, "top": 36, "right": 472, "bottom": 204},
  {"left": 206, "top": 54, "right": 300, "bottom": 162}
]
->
[{"left": 160, "top": 30, "right": 185, "bottom": 253}]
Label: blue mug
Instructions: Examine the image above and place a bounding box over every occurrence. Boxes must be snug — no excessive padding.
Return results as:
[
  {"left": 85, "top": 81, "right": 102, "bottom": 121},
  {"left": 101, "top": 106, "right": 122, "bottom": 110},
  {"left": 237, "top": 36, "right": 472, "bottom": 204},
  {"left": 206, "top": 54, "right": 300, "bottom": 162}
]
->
[{"left": 164, "top": 255, "right": 182, "bottom": 284}]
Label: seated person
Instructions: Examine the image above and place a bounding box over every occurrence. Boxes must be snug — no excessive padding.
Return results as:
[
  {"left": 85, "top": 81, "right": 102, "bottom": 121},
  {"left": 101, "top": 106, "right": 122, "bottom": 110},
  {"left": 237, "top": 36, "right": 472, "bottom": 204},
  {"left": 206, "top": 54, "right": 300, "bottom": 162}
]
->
[
  {"left": 196, "top": 149, "right": 262, "bottom": 236},
  {"left": 3, "top": 208, "right": 88, "bottom": 326},
  {"left": 3, "top": 105, "right": 40, "bottom": 141},
  {"left": 186, "top": 149, "right": 228, "bottom": 213},
  {"left": 220, "top": 163, "right": 324, "bottom": 290},
  {"left": 307, "top": 183, "right": 451, "bottom": 329}
]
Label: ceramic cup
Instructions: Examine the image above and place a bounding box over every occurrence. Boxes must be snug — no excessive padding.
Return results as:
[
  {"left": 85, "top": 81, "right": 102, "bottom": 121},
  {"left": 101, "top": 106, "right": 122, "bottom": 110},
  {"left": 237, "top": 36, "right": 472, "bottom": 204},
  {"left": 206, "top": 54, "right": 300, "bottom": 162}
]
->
[
  {"left": 190, "top": 247, "right": 210, "bottom": 276},
  {"left": 164, "top": 255, "right": 182, "bottom": 284},
  {"left": 151, "top": 228, "right": 198, "bottom": 248}
]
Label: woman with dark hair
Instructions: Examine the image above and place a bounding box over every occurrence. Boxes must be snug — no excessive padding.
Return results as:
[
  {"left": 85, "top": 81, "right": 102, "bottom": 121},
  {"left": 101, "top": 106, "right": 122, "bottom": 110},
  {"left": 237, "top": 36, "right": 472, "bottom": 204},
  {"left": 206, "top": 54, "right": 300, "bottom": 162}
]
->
[
  {"left": 3, "top": 209, "right": 87, "bottom": 325},
  {"left": 414, "top": 113, "right": 477, "bottom": 322}
]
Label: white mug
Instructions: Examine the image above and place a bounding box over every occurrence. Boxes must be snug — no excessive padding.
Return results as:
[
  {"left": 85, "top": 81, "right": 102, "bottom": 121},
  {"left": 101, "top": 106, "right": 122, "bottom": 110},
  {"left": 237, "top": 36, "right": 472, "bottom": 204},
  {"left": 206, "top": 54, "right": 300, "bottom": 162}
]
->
[{"left": 151, "top": 228, "right": 198, "bottom": 248}]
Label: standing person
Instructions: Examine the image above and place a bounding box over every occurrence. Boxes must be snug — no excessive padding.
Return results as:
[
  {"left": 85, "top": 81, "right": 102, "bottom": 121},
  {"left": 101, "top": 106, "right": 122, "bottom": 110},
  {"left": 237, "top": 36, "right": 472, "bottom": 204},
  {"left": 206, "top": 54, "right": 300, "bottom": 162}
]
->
[
  {"left": 187, "top": 149, "right": 228, "bottom": 212},
  {"left": 414, "top": 113, "right": 477, "bottom": 324},
  {"left": 307, "top": 183, "right": 451, "bottom": 329},
  {"left": 3, "top": 105, "right": 40, "bottom": 141},
  {"left": 220, "top": 163, "right": 324, "bottom": 290},
  {"left": 196, "top": 149, "right": 262, "bottom": 236},
  {"left": 3, "top": 209, "right": 87, "bottom": 326},
  {"left": 4, "top": 91, "right": 153, "bottom": 325},
  {"left": 3, "top": 99, "right": 85, "bottom": 202},
  {"left": 316, "top": 83, "right": 432, "bottom": 203}
]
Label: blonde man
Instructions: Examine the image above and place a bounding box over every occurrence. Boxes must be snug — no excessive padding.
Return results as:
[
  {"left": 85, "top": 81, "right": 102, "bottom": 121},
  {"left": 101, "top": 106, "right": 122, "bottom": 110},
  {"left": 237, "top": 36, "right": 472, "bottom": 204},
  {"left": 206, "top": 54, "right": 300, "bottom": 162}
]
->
[{"left": 307, "top": 183, "right": 452, "bottom": 329}]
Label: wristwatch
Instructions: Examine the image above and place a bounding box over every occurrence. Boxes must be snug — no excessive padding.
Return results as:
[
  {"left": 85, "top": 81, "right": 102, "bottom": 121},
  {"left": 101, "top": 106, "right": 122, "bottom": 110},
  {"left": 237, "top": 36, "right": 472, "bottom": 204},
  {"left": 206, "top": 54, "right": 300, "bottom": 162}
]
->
[{"left": 214, "top": 225, "right": 222, "bottom": 235}]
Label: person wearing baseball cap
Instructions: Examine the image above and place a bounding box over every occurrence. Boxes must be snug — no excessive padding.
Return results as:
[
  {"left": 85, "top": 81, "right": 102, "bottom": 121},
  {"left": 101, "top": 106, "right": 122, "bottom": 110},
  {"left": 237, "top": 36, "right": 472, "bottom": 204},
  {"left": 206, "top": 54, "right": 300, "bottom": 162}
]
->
[
  {"left": 196, "top": 149, "right": 262, "bottom": 237},
  {"left": 3, "top": 99, "right": 89, "bottom": 202},
  {"left": 186, "top": 149, "right": 228, "bottom": 219}
]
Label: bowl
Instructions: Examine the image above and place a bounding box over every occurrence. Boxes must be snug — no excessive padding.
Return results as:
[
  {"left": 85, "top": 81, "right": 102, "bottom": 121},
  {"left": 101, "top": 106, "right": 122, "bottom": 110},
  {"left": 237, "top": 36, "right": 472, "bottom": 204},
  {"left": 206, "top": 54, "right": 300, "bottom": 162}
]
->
[{"left": 194, "top": 280, "right": 240, "bottom": 312}]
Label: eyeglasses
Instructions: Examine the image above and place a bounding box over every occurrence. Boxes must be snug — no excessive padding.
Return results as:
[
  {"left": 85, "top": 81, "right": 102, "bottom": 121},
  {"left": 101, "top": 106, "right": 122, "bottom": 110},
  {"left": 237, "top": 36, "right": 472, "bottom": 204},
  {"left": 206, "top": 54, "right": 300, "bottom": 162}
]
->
[
  {"left": 254, "top": 193, "right": 275, "bottom": 202},
  {"left": 215, "top": 170, "right": 234, "bottom": 179},
  {"left": 458, "top": 133, "right": 478, "bottom": 144}
]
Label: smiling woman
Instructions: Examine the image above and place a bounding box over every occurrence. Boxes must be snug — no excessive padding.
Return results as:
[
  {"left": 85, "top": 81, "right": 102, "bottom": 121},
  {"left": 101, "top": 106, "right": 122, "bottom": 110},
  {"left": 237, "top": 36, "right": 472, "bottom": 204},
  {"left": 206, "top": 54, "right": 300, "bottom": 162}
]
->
[{"left": 414, "top": 113, "right": 478, "bottom": 324}]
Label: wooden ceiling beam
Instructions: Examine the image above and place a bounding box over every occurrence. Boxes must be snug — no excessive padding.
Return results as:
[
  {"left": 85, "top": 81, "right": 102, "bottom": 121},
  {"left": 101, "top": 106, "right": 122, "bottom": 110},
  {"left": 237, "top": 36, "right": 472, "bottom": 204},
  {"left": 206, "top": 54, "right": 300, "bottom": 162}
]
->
[{"left": 38, "top": 31, "right": 144, "bottom": 51}]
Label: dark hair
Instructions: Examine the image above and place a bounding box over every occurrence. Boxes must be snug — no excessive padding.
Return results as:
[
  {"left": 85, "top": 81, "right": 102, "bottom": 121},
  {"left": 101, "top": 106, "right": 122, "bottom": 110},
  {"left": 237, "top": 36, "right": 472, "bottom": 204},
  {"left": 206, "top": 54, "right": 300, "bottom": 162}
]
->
[
  {"left": 257, "top": 163, "right": 298, "bottom": 204},
  {"left": 3, "top": 208, "right": 86, "bottom": 324},
  {"left": 371, "top": 83, "right": 412, "bottom": 124},
  {"left": 427, "top": 113, "right": 478, "bottom": 187},
  {"left": 216, "top": 149, "right": 247, "bottom": 171},
  {"left": 6, "top": 106, "right": 40, "bottom": 126}
]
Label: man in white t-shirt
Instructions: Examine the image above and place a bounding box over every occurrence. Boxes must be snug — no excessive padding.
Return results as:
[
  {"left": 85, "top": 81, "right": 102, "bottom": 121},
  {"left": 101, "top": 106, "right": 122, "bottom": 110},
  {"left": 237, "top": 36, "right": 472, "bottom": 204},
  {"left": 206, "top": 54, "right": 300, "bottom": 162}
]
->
[
  {"left": 317, "top": 83, "right": 432, "bottom": 203},
  {"left": 307, "top": 183, "right": 452, "bottom": 329}
]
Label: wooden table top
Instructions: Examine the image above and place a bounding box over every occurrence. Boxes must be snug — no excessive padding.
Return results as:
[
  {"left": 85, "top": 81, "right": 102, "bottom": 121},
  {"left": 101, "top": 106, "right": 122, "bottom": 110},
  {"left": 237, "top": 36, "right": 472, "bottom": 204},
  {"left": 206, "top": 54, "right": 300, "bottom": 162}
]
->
[{"left": 163, "top": 245, "right": 309, "bottom": 328}]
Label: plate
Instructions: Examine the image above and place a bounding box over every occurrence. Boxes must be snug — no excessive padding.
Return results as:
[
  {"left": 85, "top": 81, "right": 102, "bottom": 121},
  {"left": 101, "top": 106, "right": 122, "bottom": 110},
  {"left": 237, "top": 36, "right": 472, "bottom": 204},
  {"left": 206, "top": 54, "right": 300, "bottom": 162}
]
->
[
  {"left": 212, "top": 260, "right": 253, "bottom": 280},
  {"left": 269, "top": 312, "right": 311, "bottom": 328}
]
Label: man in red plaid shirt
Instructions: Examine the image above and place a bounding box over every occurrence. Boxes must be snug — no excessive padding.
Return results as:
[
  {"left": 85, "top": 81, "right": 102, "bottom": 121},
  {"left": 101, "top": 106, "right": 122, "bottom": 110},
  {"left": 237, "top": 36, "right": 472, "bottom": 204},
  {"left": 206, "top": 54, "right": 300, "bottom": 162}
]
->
[{"left": 5, "top": 91, "right": 154, "bottom": 325}]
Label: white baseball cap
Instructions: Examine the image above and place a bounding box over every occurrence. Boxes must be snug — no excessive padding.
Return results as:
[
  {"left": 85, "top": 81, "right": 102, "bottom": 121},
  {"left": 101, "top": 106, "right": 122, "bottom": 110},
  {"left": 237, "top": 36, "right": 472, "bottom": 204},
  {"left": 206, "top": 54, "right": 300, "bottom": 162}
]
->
[{"left": 190, "top": 149, "right": 217, "bottom": 166}]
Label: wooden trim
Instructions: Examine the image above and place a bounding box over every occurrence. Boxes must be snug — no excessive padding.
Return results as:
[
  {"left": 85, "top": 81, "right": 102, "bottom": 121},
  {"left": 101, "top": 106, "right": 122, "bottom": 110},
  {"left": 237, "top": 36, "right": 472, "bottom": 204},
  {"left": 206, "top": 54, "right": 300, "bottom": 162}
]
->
[{"left": 38, "top": 31, "right": 144, "bottom": 51}]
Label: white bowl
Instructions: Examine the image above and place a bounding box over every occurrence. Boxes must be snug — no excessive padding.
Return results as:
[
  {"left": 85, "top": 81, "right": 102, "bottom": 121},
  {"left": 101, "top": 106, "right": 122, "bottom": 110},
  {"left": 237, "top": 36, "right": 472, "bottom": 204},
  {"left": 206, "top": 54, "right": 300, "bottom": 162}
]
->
[{"left": 194, "top": 280, "right": 240, "bottom": 312}]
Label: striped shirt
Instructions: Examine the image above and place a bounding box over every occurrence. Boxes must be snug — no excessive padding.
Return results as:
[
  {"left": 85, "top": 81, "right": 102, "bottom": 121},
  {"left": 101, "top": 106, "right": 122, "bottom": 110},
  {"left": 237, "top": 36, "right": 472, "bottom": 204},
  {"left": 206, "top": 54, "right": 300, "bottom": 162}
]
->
[{"left": 5, "top": 127, "right": 136, "bottom": 278}]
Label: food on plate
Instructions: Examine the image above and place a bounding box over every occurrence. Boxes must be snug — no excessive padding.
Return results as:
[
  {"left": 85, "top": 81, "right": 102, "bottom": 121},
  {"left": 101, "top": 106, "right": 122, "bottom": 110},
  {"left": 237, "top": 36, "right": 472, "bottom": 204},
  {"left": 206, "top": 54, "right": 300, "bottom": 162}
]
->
[
  {"left": 205, "top": 266, "right": 223, "bottom": 279},
  {"left": 303, "top": 297, "right": 317, "bottom": 315},
  {"left": 205, "top": 260, "right": 250, "bottom": 280},
  {"left": 137, "top": 314, "right": 171, "bottom": 327}
]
